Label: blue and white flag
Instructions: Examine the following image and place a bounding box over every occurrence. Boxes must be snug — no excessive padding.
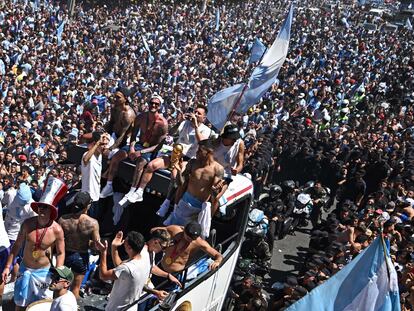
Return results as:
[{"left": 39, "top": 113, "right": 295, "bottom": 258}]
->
[
  {"left": 249, "top": 38, "right": 266, "bottom": 64},
  {"left": 57, "top": 20, "right": 66, "bottom": 46},
  {"left": 286, "top": 237, "right": 400, "bottom": 311},
  {"left": 142, "top": 35, "right": 154, "bottom": 64},
  {"left": 235, "top": 4, "right": 294, "bottom": 114},
  {"left": 215, "top": 8, "right": 220, "bottom": 31},
  {"left": 206, "top": 84, "right": 244, "bottom": 130},
  {"left": 207, "top": 4, "right": 294, "bottom": 130},
  {"left": 406, "top": 18, "right": 413, "bottom": 30}
]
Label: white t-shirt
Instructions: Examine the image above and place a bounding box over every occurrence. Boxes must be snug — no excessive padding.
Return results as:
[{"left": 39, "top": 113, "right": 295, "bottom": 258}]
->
[
  {"left": 0, "top": 202, "right": 10, "bottom": 250},
  {"left": 5, "top": 200, "right": 36, "bottom": 241},
  {"left": 50, "top": 291, "right": 77, "bottom": 311},
  {"left": 105, "top": 256, "right": 151, "bottom": 311},
  {"left": 81, "top": 152, "right": 102, "bottom": 202},
  {"left": 213, "top": 138, "right": 242, "bottom": 176},
  {"left": 177, "top": 120, "right": 212, "bottom": 158}
]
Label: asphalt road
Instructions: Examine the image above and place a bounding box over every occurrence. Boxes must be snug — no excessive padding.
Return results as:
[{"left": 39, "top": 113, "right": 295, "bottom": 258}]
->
[{"left": 269, "top": 226, "right": 312, "bottom": 285}]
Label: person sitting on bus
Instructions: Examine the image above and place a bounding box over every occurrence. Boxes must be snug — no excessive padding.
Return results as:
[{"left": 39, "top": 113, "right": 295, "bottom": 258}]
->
[
  {"left": 151, "top": 223, "right": 223, "bottom": 275},
  {"left": 211, "top": 124, "right": 245, "bottom": 215},
  {"left": 100, "top": 95, "right": 168, "bottom": 201},
  {"left": 163, "top": 139, "right": 224, "bottom": 237},
  {"left": 119, "top": 104, "right": 212, "bottom": 207}
]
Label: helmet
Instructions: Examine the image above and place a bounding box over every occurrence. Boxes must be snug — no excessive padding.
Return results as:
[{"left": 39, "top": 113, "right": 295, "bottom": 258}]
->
[
  {"left": 282, "top": 180, "right": 296, "bottom": 191},
  {"left": 297, "top": 193, "right": 312, "bottom": 205},
  {"left": 305, "top": 181, "right": 315, "bottom": 189},
  {"left": 270, "top": 185, "right": 282, "bottom": 197}
]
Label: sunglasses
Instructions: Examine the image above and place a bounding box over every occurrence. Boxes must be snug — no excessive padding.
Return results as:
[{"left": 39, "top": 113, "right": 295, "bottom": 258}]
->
[
  {"left": 149, "top": 101, "right": 160, "bottom": 106},
  {"left": 51, "top": 275, "right": 67, "bottom": 282}
]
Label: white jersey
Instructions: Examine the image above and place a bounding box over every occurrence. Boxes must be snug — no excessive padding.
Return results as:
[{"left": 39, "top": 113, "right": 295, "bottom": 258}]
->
[
  {"left": 105, "top": 255, "right": 151, "bottom": 311},
  {"left": 0, "top": 202, "right": 10, "bottom": 250},
  {"left": 81, "top": 152, "right": 102, "bottom": 202},
  {"left": 4, "top": 200, "right": 36, "bottom": 241},
  {"left": 213, "top": 138, "right": 242, "bottom": 176},
  {"left": 177, "top": 120, "right": 212, "bottom": 158},
  {"left": 50, "top": 291, "right": 78, "bottom": 311}
]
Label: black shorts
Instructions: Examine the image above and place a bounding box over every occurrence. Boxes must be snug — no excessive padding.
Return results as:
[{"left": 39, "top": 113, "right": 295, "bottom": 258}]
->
[{"left": 65, "top": 251, "right": 89, "bottom": 275}]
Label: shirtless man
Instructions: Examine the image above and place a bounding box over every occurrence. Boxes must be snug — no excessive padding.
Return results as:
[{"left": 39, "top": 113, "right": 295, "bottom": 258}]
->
[
  {"left": 1, "top": 176, "right": 66, "bottom": 310},
  {"left": 58, "top": 191, "right": 100, "bottom": 299},
  {"left": 82, "top": 90, "right": 135, "bottom": 150},
  {"left": 101, "top": 95, "right": 168, "bottom": 202},
  {"left": 131, "top": 104, "right": 212, "bottom": 208},
  {"left": 163, "top": 139, "right": 224, "bottom": 237},
  {"left": 153, "top": 222, "right": 223, "bottom": 274}
]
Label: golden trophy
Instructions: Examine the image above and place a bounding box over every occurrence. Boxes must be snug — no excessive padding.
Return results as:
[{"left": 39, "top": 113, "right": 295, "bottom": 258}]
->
[{"left": 169, "top": 143, "right": 184, "bottom": 170}]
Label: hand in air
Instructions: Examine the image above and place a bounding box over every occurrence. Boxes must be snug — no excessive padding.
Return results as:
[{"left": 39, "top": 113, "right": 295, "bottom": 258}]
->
[{"left": 112, "top": 231, "right": 125, "bottom": 248}]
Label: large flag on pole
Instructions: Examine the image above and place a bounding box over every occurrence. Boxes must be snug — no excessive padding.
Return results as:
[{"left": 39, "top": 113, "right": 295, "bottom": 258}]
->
[
  {"left": 235, "top": 3, "right": 294, "bottom": 114},
  {"left": 207, "top": 4, "right": 294, "bottom": 130},
  {"left": 286, "top": 237, "right": 400, "bottom": 311},
  {"left": 57, "top": 20, "right": 66, "bottom": 46},
  {"left": 249, "top": 38, "right": 266, "bottom": 64},
  {"left": 206, "top": 84, "right": 245, "bottom": 130}
]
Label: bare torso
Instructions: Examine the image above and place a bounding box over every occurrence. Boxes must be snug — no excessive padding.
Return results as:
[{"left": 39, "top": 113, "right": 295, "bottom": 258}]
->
[
  {"left": 135, "top": 112, "right": 168, "bottom": 146},
  {"left": 22, "top": 217, "right": 63, "bottom": 269},
  {"left": 58, "top": 214, "right": 98, "bottom": 253},
  {"left": 110, "top": 105, "right": 135, "bottom": 138},
  {"left": 161, "top": 231, "right": 200, "bottom": 273},
  {"left": 186, "top": 159, "right": 223, "bottom": 202}
]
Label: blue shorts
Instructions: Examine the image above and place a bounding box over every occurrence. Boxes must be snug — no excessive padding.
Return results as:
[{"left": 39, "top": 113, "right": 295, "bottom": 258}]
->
[
  {"left": 121, "top": 144, "right": 157, "bottom": 163},
  {"left": 182, "top": 192, "right": 203, "bottom": 209},
  {"left": 65, "top": 251, "right": 89, "bottom": 275}
]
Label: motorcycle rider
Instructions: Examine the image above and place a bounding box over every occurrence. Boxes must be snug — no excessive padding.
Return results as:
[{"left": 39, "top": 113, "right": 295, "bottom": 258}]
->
[{"left": 305, "top": 181, "right": 329, "bottom": 229}]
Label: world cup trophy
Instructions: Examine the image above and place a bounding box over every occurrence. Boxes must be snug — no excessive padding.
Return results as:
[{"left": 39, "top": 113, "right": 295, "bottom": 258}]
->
[{"left": 169, "top": 143, "right": 184, "bottom": 170}]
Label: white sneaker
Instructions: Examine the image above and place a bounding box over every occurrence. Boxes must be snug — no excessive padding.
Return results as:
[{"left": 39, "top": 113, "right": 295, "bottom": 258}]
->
[
  {"left": 100, "top": 184, "right": 113, "bottom": 198},
  {"left": 118, "top": 188, "right": 135, "bottom": 206},
  {"left": 128, "top": 188, "right": 144, "bottom": 203}
]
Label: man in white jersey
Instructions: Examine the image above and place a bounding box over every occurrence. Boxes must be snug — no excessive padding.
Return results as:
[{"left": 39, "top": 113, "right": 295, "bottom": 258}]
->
[
  {"left": 97, "top": 231, "right": 150, "bottom": 311},
  {"left": 81, "top": 132, "right": 109, "bottom": 219},
  {"left": 212, "top": 124, "right": 245, "bottom": 215}
]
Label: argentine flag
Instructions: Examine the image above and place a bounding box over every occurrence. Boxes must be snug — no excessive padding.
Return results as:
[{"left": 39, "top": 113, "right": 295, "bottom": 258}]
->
[
  {"left": 207, "top": 4, "right": 294, "bottom": 130},
  {"left": 57, "top": 20, "right": 66, "bottom": 46},
  {"left": 287, "top": 237, "right": 400, "bottom": 311},
  {"left": 249, "top": 38, "right": 266, "bottom": 64}
]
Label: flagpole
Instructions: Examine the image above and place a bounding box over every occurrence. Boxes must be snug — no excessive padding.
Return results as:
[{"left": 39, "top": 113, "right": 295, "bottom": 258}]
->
[
  {"left": 379, "top": 229, "right": 391, "bottom": 281},
  {"left": 225, "top": 47, "right": 267, "bottom": 125}
]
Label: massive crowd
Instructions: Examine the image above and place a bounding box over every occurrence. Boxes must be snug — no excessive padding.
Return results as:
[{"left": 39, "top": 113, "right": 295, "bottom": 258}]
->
[{"left": 0, "top": 0, "right": 414, "bottom": 310}]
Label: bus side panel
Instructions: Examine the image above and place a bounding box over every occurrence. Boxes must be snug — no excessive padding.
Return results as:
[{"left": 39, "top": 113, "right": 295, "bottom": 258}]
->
[{"left": 171, "top": 243, "right": 242, "bottom": 311}]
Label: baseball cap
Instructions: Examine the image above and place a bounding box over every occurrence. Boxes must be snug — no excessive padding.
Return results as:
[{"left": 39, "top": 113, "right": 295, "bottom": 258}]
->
[
  {"left": 221, "top": 124, "right": 241, "bottom": 141},
  {"left": 51, "top": 266, "right": 74, "bottom": 282},
  {"left": 184, "top": 222, "right": 201, "bottom": 239},
  {"left": 71, "top": 191, "right": 91, "bottom": 213}
]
